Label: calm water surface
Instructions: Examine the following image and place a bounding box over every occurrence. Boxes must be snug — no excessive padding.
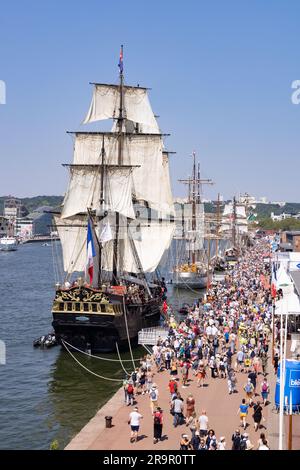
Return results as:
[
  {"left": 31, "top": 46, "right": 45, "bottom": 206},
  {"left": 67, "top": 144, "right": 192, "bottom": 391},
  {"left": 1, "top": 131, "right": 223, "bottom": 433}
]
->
[{"left": 0, "top": 242, "right": 201, "bottom": 449}]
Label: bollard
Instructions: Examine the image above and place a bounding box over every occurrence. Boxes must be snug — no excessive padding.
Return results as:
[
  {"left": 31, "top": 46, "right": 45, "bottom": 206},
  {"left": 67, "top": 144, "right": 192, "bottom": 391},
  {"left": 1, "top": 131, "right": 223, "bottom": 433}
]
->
[{"left": 105, "top": 416, "right": 112, "bottom": 428}]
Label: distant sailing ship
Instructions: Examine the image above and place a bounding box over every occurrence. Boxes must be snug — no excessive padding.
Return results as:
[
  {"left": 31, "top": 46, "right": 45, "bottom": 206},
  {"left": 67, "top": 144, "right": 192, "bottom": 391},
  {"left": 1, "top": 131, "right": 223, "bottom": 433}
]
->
[
  {"left": 51, "top": 47, "right": 175, "bottom": 352},
  {"left": 220, "top": 196, "right": 248, "bottom": 262},
  {"left": 172, "top": 152, "right": 213, "bottom": 289}
]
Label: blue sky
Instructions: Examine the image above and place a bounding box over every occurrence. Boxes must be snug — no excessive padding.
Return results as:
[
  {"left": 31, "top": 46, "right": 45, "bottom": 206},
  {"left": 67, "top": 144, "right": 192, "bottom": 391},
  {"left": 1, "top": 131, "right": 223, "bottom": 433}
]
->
[{"left": 1, "top": 0, "right": 300, "bottom": 201}]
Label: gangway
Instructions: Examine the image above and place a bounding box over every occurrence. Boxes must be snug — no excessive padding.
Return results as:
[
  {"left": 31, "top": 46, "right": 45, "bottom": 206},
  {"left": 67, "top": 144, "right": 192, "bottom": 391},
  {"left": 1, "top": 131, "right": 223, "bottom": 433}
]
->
[{"left": 138, "top": 327, "right": 169, "bottom": 354}]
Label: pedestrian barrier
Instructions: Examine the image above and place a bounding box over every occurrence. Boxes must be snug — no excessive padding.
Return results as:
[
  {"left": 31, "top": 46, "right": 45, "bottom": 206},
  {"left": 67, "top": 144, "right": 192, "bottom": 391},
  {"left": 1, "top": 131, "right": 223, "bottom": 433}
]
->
[{"left": 138, "top": 327, "right": 169, "bottom": 346}]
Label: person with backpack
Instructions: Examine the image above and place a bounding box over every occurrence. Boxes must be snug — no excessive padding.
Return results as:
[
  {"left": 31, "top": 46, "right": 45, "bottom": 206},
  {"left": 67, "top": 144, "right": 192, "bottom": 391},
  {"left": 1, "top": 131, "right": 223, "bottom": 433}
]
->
[
  {"left": 261, "top": 377, "right": 270, "bottom": 405},
  {"left": 126, "top": 380, "right": 135, "bottom": 406},
  {"left": 244, "top": 378, "right": 254, "bottom": 404},
  {"left": 231, "top": 429, "right": 242, "bottom": 450},
  {"left": 153, "top": 407, "right": 163, "bottom": 443},
  {"left": 149, "top": 384, "right": 159, "bottom": 413}
]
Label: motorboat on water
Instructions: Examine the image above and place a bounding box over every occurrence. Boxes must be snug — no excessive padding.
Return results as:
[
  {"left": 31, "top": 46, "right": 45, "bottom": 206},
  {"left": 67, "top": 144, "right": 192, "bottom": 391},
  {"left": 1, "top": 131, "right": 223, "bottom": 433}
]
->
[{"left": 0, "top": 237, "right": 18, "bottom": 251}]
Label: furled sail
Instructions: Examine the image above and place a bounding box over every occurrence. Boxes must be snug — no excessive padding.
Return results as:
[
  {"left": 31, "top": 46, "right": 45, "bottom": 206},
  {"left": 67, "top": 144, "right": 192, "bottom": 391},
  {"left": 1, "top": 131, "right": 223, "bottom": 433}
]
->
[
  {"left": 61, "top": 166, "right": 135, "bottom": 220},
  {"left": 83, "top": 84, "right": 158, "bottom": 129}
]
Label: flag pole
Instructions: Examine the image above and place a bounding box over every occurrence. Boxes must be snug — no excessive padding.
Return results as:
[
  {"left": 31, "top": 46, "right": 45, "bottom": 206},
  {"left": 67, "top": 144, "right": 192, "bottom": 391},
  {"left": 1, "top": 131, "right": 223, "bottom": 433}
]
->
[{"left": 279, "top": 300, "right": 284, "bottom": 450}]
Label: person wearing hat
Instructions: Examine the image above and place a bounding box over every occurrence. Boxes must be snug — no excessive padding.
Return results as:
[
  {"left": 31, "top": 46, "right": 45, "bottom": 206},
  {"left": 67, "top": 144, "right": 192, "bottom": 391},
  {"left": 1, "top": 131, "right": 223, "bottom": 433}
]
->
[
  {"left": 218, "top": 436, "right": 226, "bottom": 450},
  {"left": 191, "top": 430, "right": 200, "bottom": 450},
  {"left": 242, "top": 433, "right": 254, "bottom": 450},
  {"left": 179, "top": 433, "right": 192, "bottom": 450},
  {"left": 128, "top": 406, "right": 143, "bottom": 443},
  {"left": 231, "top": 429, "right": 242, "bottom": 450},
  {"left": 149, "top": 384, "right": 159, "bottom": 413}
]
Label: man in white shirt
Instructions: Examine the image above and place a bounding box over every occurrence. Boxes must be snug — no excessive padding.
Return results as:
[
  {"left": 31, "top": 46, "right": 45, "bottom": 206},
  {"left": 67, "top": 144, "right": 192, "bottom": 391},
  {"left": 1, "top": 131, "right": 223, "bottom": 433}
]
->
[
  {"left": 198, "top": 410, "right": 209, "bottom": 437},
  {"left": 129, "top": 406, "right": 143, "bottom": 443}
]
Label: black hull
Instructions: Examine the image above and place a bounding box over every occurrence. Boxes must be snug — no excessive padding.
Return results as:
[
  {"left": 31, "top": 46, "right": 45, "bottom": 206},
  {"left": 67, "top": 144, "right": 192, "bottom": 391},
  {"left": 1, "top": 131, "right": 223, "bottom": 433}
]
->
[{"left": 52, "top": 299, "right": 161, "bottom": 353}]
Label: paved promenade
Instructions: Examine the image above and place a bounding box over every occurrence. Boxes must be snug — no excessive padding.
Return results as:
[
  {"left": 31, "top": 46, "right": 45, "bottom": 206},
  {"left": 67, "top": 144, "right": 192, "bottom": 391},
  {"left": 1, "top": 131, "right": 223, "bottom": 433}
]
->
[{"left": 66, "top": 356, "right": 277, "bottom": 450}]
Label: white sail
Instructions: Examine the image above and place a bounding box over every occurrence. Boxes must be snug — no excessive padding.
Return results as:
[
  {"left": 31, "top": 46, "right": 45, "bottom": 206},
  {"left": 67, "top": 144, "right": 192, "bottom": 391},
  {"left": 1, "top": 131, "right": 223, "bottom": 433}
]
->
[
  {"left": 72, "top": 133, "right": 174, "bottom": 215},
  {"left": 125, "top": 220, "right": 175, "bottom": 273},
  {"left": 54, "top": 215, "right": 87, "bottom": 273},
  {"left": 97, "top": 215, "right": 174, "bottom": 274},
  {"left": 236, "top": 205, "right": 246, "bottom": 218},
  {"left": 61, "top": 166, "right": 135, "bottom": 220},
  {"left": 83, "top": 84, "right": 158, "bottom": 129}
]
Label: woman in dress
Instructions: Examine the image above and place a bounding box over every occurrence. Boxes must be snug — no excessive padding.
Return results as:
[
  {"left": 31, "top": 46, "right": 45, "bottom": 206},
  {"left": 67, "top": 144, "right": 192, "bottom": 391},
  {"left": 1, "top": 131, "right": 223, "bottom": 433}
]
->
[
  {"left": 197, "top": 361, "right": 206, "bottom": 387},
  {"left": 185, "top": 393, "right": 196, "bottom": 426}
]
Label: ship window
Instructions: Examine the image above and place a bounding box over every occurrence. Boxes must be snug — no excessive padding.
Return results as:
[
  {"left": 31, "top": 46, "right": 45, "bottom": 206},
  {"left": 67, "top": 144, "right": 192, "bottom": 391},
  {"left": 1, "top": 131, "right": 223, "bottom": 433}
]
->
[
  {"left": 75, "top": 303, "right": 80, "bottom": 312},
  {"left": 100, "top": 304, "right": 106, "bottom": 313},
  {"left": 92, "top": 304, "right": 97, "bottom": 312},
  {"left": 67, "top": 303, "right": 72, "bottom": 311},
  {"left": 83, "top": 303, "right": 89, "bottom": 312},
  {"left": 59, "top": 303, "right": 64, "bottom": 310}
]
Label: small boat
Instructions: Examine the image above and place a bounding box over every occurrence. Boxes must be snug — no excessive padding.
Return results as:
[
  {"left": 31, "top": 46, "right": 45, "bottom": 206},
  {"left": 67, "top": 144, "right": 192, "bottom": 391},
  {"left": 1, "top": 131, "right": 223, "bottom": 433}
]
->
[
  {"left": 42, "top": 243, "right": 50, "bottom": 247},
  {"left": 0, "top": 237, "right": 18, "bottom": 251},
  {"left": 33, "top": 333, "right": 58, "bottom": 349}
]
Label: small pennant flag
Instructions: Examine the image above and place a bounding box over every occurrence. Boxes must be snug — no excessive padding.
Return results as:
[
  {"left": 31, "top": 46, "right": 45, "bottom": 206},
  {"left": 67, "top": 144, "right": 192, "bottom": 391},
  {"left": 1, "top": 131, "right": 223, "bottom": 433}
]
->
[{"left": 118, "top": 45, "right": 123, "bottom": 73}]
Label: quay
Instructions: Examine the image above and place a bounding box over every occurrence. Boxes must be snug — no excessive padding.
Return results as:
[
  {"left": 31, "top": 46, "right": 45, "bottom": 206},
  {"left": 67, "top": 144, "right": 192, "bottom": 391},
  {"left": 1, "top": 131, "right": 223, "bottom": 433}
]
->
[{"left": 65, "top": 240, "right": 300, "bottom": 451}]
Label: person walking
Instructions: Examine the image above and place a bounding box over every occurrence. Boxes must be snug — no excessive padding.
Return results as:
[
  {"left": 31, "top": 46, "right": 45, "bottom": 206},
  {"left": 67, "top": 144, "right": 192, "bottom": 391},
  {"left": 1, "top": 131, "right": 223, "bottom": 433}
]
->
[
  {"left": 252, "top": 400, "right": 263, "bottom": 431},
  {"left": 128, "top": 406, "right": 143, "bottom": 443},
  {"left": 218, "top": 436, "right": 226, "bottom": 450},
  {"left": 171, "top": 394, "right": 184, "bottom": 428},
  {"left": 180, "top": 434, "right": 192, "bottom": 450},
  {"left": 238, "top": 398, "right": 249, "bottom": 430},
  {"left": 126, "top": 380, "right": 135, "bottom": 406},
  {"left": 185, "top": 393, "right": 196, "bottom": 426},
  {"left": 197, "top": 361, "right": 206, "bottom": 387},
  {"left": 198, "top": 410, "right": 209, "bottom": 437},
  {"left": 244, "top": 378, "right": 254, "bottom": 404},
  {"left": 261, "top": 377, "right": 270, "bottom": 406},
  {"left": 191, "top": 430, "right": 200, "bottom": 450},
  {"left": 153, "top": 407, "right": 163, "bottom": 444},
  {"left": 231, "top": 429, "right": 242, "bottom": 450},
  {"left": 149, "top": 384, "right": 159, "bottom": 413}
]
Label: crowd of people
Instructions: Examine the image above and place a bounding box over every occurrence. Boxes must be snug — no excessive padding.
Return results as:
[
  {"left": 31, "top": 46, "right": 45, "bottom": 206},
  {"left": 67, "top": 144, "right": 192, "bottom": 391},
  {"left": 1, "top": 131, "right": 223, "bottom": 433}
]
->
[{"left": 124, "top": 239, "right": 274, "bottom": 450}]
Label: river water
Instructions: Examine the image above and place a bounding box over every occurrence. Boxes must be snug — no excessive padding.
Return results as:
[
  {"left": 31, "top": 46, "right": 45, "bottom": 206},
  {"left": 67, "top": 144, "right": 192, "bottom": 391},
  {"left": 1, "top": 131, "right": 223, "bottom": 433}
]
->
[{"left": 0, "top": 242, "right": 205, "bottom": 449}]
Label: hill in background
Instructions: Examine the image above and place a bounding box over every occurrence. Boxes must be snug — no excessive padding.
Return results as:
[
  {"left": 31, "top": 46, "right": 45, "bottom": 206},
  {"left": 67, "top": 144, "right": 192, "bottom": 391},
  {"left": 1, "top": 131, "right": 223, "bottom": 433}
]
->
[{"left": 0, "top": 195, "right": 63, "bottom": 215}]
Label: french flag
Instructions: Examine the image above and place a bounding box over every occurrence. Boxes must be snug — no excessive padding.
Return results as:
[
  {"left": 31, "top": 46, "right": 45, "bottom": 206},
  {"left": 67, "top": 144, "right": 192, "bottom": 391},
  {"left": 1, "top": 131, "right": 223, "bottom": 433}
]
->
[
  {"left": 271, "top": 263, "right": 277, "bottom": 298},
  {"left": 86, "top": 219, "right": 96, "bottom": 285}
]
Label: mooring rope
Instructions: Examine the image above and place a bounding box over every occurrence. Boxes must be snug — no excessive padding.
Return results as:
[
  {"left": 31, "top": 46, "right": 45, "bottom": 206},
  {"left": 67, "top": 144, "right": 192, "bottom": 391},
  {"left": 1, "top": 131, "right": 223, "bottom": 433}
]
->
[
  {"left": 115, "top": 342, "right": 132, "bottom": 376},
  {"left": 122, "top": 296, "right": 136, "bottom": 370},
  {"left": 62, "top": 339, "right": 123, "bottom": 382},
  {"left": 62, "top": 339, "right": 143, "bottom": 363}
]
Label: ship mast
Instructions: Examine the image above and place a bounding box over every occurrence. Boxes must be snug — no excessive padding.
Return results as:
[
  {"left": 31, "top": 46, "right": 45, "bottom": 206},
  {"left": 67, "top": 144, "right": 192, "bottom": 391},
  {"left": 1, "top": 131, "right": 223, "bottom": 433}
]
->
[
  {"left": 232, "top": 195, "right": 237, "bottom": 250},
  {"left": 215, "top": 192, "right": 221, "bottom": 256},
  {"left": 178, "top": 151, "right": 213, "bottom": 265},
  {"left": 112, "top": 45, "right": 124, "bottom": 285}
]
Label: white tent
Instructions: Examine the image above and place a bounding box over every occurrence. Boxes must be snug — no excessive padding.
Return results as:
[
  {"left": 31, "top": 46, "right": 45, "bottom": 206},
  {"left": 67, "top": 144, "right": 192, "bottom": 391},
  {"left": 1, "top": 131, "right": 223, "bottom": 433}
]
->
[{"left": 275, "top": 292, "right": 300, "bottom": 315}]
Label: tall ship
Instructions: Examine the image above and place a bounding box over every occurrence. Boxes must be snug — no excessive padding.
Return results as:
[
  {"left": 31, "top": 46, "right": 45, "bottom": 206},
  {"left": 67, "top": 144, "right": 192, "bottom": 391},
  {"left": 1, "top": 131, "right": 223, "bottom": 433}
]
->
[
  {"left": 220, "top": 196, "right": 248, "bottom": 262},
  {"left": 51, "top": 47, "right": 175, "bottom": 352},
  {"left": 172, "top": 151, "right": 213, "bottom": 289}
]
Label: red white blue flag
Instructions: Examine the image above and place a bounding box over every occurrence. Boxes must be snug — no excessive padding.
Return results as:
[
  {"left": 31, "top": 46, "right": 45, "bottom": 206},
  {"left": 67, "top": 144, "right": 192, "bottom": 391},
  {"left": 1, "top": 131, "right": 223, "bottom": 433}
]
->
[{"left": 86, "top": 218, "right": 96, "bottom": 285}]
